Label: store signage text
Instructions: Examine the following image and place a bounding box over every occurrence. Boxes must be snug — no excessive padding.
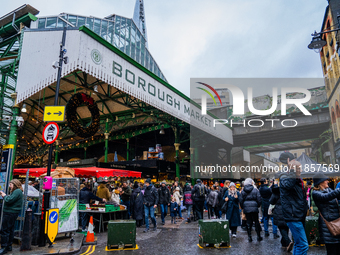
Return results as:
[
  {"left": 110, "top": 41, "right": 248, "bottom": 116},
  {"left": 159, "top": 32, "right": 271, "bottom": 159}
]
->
[{"left": 112, "top": 61, "right": 213, "bottom": 128}]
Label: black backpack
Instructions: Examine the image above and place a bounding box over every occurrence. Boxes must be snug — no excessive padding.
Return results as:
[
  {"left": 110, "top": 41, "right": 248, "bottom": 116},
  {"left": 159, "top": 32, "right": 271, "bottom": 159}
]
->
[{"left": 197, "top": 184, "right": 205, "bottom": 198}]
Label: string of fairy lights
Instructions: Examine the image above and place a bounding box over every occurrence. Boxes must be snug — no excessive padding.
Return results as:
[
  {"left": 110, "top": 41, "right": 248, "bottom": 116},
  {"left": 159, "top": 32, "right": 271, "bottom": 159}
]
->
[
  {"left": 15, "top": 93, "right": 101, "bottom": 165},
  {"left": 13, "top": 91, "right": 169, "bottom": 166}
]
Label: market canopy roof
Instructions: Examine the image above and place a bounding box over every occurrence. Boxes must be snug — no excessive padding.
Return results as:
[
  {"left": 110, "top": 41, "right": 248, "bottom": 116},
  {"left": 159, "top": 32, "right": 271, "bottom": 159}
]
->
[
  {"left": 73, "top": 167, "right": 141, "bottom": 178},
  {"left": 13, "top": 167, "right": 53, "bottom": 177},
  {"left": 14, "top": 25, "right": 232, "bottom": 158},
  {"left": 13, "top": 167, "right": 141, "bottom": 178}
]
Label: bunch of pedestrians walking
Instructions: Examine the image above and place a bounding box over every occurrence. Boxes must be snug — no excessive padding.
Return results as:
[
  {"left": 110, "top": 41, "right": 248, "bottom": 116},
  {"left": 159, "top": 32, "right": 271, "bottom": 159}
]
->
[{"left": 78, "top": 154, "right": 340, "bottom": 255}]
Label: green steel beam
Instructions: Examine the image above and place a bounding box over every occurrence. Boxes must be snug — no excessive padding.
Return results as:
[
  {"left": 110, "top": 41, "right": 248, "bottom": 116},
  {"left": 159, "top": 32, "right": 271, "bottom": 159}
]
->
[
  {"left": 0, "top": 13, "right": 37, "bottom": 38},
  {"left": 243, "top": 139, "right": 315, "bottom": 149}
]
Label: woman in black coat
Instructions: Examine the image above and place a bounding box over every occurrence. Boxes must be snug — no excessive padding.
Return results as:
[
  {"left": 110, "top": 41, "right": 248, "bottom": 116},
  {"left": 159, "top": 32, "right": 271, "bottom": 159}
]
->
[
  {"left": 130, "top": 182, "right": 144, "bottom": 227},
  {"left": 239, "top": 178, "right": 262, "bottom": 242},
  {"left": 312, "top": 173, "right": 340, "bottom": 255},
  {"left": 269, "top": 184, "right": 292, "bottom": 251}
]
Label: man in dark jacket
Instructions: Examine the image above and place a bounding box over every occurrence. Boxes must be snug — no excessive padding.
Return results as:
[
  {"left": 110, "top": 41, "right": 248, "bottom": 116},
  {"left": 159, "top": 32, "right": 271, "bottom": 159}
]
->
[
  {"left": 143, "top": 178, "right": 159, "bottom": 232},
  {"left": 269, "top": 184, "right": 291, "bottom": 251},
  {"left": 158, "top": 181, "right": 170, "bottom": 225},
  {"left": 120, "top": 181, "right": 132, "bottom": 219},
  {"left": 239, "top": 178, "right": 262, "bottom": 242},
  {"left": 130, "top": 182, "right": 144, "bottom": 227},
  {"left": 279, "top": 152, "right": 308, "bottom": 255},
  {"left": 259, "top": 178, "right": 278, "bottom": 238},
  {"left": 79, "top": 184, "right": 106, "bottom": 232},
  {"left": 191, "top": 179, "right": 208, "bottom": 220}
]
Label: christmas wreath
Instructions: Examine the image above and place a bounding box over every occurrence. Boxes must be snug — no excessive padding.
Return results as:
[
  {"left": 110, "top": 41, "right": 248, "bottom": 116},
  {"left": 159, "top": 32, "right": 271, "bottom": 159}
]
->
[{"left": 66, "top": 93, "right": 100, "bottom": 138}]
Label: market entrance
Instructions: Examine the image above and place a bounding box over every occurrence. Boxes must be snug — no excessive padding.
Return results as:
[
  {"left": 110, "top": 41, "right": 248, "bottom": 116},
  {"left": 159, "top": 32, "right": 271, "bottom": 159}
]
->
[{"left": 14, "top": 26, "right": 233, "bottom": 183}]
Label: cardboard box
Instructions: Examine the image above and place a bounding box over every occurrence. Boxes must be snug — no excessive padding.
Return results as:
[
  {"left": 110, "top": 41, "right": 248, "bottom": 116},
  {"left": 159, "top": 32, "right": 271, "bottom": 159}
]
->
[{"left": 143, "top": 151, "right": 148, "bottom": 160}]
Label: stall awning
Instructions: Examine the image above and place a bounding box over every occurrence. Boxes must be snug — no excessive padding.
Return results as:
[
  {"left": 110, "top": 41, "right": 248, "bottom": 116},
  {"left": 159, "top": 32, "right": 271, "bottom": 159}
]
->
[
  {"left": 13, "top": 168, "right": 55, "bottom": 177},
  {"left": 13, "top": 167, "right": 141, "bottom": 178}
]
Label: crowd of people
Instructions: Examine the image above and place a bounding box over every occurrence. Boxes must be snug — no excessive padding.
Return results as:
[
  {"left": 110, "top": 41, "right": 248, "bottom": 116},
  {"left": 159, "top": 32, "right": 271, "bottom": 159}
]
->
[
  {"left": 76, "top": 153, "right": 340, "bottom": 255},
  {"left": 3, "top": 151, "right": 340, "bottom": 255}
]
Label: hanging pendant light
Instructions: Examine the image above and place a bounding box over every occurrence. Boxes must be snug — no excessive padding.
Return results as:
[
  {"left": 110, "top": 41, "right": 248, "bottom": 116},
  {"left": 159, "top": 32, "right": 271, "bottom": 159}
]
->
[
  {"left": 21, "top": 103, "right": 27, "bottom": 113},
  {"left": 159, "top": 125, "right": 165, "bottom": 135}
]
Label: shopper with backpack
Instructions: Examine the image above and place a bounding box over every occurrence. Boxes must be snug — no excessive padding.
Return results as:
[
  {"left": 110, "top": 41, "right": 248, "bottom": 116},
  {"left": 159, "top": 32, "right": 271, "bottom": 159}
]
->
[{"left": 191, "top": 179, "right": 208, "bottom": 220}]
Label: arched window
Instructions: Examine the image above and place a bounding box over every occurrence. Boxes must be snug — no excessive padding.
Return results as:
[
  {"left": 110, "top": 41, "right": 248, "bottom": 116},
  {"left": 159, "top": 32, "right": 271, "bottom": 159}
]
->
[
  {"left": 336, "top": 101, "right": 340, "bottom": 118},
  {"left": 331, "top": 107, "right": 336, "bottom": 123}
]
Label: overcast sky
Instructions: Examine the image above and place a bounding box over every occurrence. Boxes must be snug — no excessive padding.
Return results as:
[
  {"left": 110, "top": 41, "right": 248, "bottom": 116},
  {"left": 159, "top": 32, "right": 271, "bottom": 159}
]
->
[{"left": 3, "top": 0, "right": 327, "bottom": 96}]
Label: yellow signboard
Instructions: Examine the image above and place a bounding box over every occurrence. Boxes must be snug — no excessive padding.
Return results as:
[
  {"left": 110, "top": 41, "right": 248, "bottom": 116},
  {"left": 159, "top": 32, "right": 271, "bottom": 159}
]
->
[
  {"left": 45, "top": 208, "right": 59, "bottom": 244},
  {"left": 3, "top": 144, "right": 14, "bottom": 149},
  {"left": 43, "top": 106, "right": 65, "bottom": 122}
]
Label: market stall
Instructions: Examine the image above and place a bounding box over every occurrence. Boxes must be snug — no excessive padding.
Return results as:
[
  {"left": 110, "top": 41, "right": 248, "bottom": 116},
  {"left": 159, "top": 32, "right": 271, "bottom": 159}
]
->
[
  {"left": 13, "top": 168, "right": 55, "bottom": 177},
  {"left": 79, "top": 205, "right": 127, "bottom": 233}
]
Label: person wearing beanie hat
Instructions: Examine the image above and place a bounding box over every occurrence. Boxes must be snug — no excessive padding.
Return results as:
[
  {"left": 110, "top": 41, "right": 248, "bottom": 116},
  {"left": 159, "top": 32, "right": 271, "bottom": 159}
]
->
[
  {"left": 143, "top": 178, "right": 159, "bottom": 232},
  {"left": 313, "top": 172, "right": 328, "bottom": 187},
  {"left": 244, "top": 178, "right": 253, "bottom": 186},
  {"left": 279, "top": 156, "right": 308, "bottom": 255},
  {"left": 158, "top": 180, "right": 170, "bottom": 225},
  {"left": 130, "top": 182, "right": 144, "bottom": 227},
  {"left": 239, "top": 177, "right": 262, "bottom": 242},
  {"left": 0, "top": 179, "right": 23, "bottom": 253},
  {"left": 312, "top": 173, "right": 340, "bottom": 253},
  {"left": 279, "top": 152, "right": 295, "bottom": 164}
]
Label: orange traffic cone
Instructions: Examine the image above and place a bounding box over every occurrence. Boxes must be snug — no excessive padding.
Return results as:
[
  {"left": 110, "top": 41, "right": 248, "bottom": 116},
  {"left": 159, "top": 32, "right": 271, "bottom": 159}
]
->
[{"left": 85, "top": 216, "right": 95, "bottom": 243}]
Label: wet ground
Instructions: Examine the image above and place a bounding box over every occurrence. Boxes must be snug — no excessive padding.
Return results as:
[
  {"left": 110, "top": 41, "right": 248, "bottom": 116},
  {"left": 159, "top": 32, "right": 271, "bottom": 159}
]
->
[{"left": 75, "top": 213, "right": 327, "bottom": 255}]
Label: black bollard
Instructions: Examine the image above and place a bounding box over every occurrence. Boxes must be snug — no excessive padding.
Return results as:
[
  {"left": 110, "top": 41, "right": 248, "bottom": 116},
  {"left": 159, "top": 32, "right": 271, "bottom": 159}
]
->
[
  {"left": 31, "top": 213, "right": 41, "bottom": 246},
  {"left": 20, "top": 209, "right": 33, "bottom": 251}
]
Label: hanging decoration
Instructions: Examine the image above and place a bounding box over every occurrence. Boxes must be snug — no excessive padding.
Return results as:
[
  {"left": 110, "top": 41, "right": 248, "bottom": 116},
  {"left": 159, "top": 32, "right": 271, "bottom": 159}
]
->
[{"left": 66, "top": 93, "right": 100, "bottom": 138}]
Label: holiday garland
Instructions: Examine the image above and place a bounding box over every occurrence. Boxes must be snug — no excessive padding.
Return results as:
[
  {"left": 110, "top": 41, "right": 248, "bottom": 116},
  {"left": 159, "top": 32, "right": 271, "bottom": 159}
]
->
[{"left": 66, "top": 93, "right": 100, "bottom": 138}]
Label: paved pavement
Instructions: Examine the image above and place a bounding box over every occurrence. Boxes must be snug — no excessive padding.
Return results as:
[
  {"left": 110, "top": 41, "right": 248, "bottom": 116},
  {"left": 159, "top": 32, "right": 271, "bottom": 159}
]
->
[
  {"left": 8, "top": 233, "right": 84, "bottom": 255},
  {"left": 74, "top": 213, "right": 327, "bottom": 255},
  {"left": 6, "top": 212, "right": 326, "bottom": 254}
]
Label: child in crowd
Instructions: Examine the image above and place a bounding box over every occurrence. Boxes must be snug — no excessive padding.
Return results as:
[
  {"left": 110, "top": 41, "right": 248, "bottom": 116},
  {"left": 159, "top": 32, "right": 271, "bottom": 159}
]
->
[{"left": 170, "top": 196, "right": 178, "bottom": 224}]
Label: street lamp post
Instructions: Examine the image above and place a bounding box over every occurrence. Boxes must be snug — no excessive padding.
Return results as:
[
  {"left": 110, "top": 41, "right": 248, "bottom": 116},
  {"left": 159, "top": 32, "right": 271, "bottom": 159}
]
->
[
  {"left": 308, "top": 15, "right": 340, "bottom": 52},
  {"left": 40, "top": 17, "right": 75, "bottom": 247}
]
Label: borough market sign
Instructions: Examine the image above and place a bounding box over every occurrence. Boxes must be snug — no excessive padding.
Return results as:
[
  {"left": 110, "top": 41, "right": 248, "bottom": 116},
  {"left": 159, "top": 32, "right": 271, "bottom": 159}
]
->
[{"left": 16, "top": 27, "right": 232, "bottom": 144}]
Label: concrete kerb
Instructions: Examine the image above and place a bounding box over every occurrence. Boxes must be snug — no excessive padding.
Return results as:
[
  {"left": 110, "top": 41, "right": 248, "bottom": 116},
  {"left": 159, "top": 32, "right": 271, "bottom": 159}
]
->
[{"left": 36, "top": 233, "right": 85, "bottom": 255}]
